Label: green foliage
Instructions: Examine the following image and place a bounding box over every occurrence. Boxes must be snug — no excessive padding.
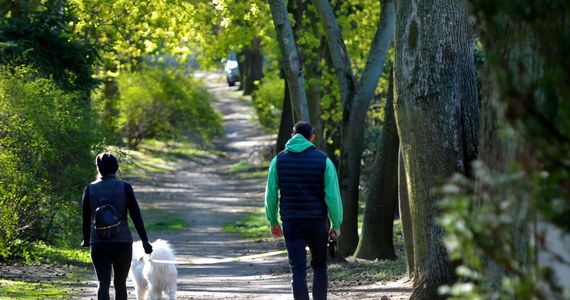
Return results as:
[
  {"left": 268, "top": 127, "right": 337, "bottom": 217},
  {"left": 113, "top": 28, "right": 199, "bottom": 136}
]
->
[
  {"left": 0, "top": 3, "right": 98, "bottom": 95},
  {"left": 0, "top": 67, "right": 100, "bottom": 260},
  {"left": 114, "top": 67, "right": 223, "bottom": 148},
  {"left": 16, "top": 240, "right": 91, "bottom": 266},
  {"left": 470, "top": 0, "right": 570, "bottom": 230},
  {"left": 70, "top": 0, "right": 205, "bottom": 74},
  {"left": 438, "top": 2, "right": 570, "bottom": 298},
  {"left": 338, "top": 0, "right": 382, "bottom": 72},
  {"left": 250, "top": 75, "right": 284, "bottom": 132},
  {"left": 209, "top": 0, "right": 276, "bottom": 67},
  {"left": 439, "top": 162, "right": 560, "bottom": 299},
  {"left": 0, "top": 242, "right": 91, "bottom": 299}
]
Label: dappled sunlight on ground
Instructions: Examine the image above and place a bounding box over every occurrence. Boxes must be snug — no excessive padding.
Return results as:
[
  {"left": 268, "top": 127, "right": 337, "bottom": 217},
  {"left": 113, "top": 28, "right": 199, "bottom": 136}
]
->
[{"left": 73, "top": 71, "right": 411, "bottom": 299}]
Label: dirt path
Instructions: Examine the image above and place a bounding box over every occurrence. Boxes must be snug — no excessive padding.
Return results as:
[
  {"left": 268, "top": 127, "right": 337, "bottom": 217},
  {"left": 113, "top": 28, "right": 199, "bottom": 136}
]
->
[{"left": 76, "top": 71, "right": 412, "bottom": 300}]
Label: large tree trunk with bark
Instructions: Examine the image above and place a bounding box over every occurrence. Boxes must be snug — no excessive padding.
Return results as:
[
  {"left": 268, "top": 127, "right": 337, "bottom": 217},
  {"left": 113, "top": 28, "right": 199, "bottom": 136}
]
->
[
  {"left": 355, "top": 70, "right": 399, "bottom": 260},
  {"left": 394, "top": 0, "right": 479, "bottom": 298},
  {"left": 268, "top": 0, "right": 310, "bottom": 122}
]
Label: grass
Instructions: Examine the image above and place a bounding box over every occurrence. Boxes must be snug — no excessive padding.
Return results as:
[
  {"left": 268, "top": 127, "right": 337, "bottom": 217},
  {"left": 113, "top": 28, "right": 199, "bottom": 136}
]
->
[
  {"left": 0, "top": 280, "right": 73, "bottom": 300},
  {"left": 117, "top": 138, "right": 224, "bottom": 180},
  {"left": 223, "top": 159, "right": 271, "bottom": 239},
  {"left": 145, "top": 217, "right": 188, "bottom": 232},
  {"left": 23, "top": 242, "right": 91, "bottom": 266},
  {"left": 0, "top": 243, "right": 92, "bottom": 299},
  {"left": 227, "top": 158, "right": 268, "bottom": 180},
  {"left": 223, "top": 208, "right": 272, "bottom": 240},
  {"left": 329, "top": 257, "right": 406, "bottom": 285}
]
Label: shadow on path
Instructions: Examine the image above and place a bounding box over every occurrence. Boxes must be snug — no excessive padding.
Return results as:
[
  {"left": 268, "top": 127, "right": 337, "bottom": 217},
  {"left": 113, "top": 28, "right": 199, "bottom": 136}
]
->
[{"left": 75, "top": 71, "right": 411, "bottom": 300}]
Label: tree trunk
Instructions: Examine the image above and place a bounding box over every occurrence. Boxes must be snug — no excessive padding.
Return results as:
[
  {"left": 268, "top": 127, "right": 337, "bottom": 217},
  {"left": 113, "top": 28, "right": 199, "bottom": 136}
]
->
[
  {"left": 399, "top": 147, "right": 414, "bottom": 277},
  {"left": 355, "top": 69, "right": 399, "bottom": 260},
  {"left": 268, "top": 0, "right": 310, "bottom": 122},
  {"left": 242, "top": 37, "right": 264, "bottom": 96},
  {"left": 290, "top": 0, "right": 325, "bottom": 147},
  {"left": 276, "top": 75, "right": 294, "bottom": 153},
  {"left": 313, "top": 0, "right": 396, "bottom": 256},
  {"left": 394, "top": 0, "right": 478, "bottom": 298}
]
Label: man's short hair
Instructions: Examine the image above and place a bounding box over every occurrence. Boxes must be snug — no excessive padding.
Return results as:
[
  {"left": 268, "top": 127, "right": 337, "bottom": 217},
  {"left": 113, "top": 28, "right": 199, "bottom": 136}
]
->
[{"left": 293, "top": 121, "right": 313, "bottom": 140}]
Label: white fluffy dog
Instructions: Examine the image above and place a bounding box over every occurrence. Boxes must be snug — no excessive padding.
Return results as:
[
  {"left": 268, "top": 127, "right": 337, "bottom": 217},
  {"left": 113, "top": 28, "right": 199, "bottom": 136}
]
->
[{"left": 130, "top": 239, "right": 178, "bottom": 300}]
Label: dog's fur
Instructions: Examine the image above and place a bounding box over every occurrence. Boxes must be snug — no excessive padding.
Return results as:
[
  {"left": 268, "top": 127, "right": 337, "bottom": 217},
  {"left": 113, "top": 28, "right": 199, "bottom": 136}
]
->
[{"left": 130, "top": 239, "right": 177, "bottom": 300}]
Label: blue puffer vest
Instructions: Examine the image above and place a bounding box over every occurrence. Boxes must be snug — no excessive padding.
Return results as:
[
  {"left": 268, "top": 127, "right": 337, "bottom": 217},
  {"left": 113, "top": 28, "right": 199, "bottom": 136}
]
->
[
  {"left": 89, "top": 177, "right": 133, "bottom": 243},
  {"left": 276, "top": 146, "right": 327, "bottom": 221}
]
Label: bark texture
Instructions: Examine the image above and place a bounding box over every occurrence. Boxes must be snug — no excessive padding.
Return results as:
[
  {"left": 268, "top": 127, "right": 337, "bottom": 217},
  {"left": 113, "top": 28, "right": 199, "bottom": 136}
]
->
[
  {"left": 355, "top": 70, "right": 399, "bottom": 260},
  {"left": 276, "top": 76, "right": 294, "bottom": 153},
  {"left": 313, "top": 0, "right": 396, "bottom": 256},
  {"left": 268, "top": 0, "right": 310, "bottom": 122},
  {"left": 398, "top": 147, "right": 414, "bottom": 276},
  {"left": 394, "top": 0, "right": 479, "bottom": 298},
  {"left": 242, "top": 37, "right": 264, "bottom": 96}
]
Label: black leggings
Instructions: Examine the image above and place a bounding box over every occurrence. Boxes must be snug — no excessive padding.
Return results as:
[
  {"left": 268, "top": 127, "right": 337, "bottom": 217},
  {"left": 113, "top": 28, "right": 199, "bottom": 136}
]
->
[{"left": 90, "top": 242, "right": 132, "bottom": 300}]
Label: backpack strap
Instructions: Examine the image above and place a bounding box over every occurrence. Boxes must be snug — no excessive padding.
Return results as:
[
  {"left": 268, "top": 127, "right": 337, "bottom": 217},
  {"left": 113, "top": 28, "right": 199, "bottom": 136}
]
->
[{"left": 90, "top": 181, "right": 122, "bottom": 205}]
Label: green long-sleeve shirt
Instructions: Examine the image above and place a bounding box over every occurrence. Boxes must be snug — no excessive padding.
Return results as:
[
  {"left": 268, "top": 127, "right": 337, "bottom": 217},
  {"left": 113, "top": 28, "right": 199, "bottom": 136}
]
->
[{"left": 264, "top": 134, "right": 343, "bottom": 230}]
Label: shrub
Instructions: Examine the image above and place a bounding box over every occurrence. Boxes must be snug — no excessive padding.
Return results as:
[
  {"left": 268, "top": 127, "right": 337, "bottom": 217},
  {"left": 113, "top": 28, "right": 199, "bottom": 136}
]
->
[
  {"left": 0, "top": 67, "right": 99, "bottom": 260},
  {"left": 115, "top": 67, "right": 223, "bottom": 148},
  {"left": 251, "top": 75, "right": 284, "bottom": 132}
]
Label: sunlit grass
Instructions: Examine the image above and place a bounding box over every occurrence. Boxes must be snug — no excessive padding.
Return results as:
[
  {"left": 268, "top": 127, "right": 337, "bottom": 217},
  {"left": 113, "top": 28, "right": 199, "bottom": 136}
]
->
[
  {"left": 117, "top": 138, "right": 223, "bottom": 180},
  {"left": 228, "top": 158, "right": 268, "bottom": 180},
  {"left": 223, "top": 208, "right": 271, "bottom": 240},
  {"left": 329, "top": 256, "right": 406, "bottom": 285},
  {"left": 17, "top": 241, "right": 91, "bottom": 266},
  {"left": 145, "top": 217, "right": 188, "bottom": 232},
  {"left": 130, "top": 207, "right": 188, "bottom": 233},
  {"left": 0, "top": 243, "right": 93, "bottom": 300},
  {"left": 0, "top": 279, "right": 73, "bottom": 300}
]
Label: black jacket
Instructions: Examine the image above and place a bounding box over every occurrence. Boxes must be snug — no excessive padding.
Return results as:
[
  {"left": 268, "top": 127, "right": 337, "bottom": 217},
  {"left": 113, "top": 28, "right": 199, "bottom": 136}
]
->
[{"left": 81, "top": 174, "right": 150, "bottom": 245}]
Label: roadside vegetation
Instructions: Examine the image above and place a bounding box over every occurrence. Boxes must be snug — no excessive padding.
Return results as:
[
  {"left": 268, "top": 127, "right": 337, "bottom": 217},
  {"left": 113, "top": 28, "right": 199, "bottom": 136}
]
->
[{"left": 0, "top": 138, "right": 203, "bottom": 298}]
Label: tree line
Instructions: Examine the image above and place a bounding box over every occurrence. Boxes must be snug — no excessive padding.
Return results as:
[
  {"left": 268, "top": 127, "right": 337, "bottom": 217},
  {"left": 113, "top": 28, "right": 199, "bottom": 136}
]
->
[
  {"left": 0, "top": 0, "right": 569, "bottom": 299},
  {"left": 236, "top": 0, "right": 570, "bottom": 299},
  {"left": 0, "top": 0, "right": 222, "bottom": 262}
]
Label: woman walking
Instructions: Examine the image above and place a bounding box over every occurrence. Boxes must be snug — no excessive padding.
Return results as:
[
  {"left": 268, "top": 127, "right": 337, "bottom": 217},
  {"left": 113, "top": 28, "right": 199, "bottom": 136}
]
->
[{"left": 81, "top": 152, "right": 153, "bottom": 300}]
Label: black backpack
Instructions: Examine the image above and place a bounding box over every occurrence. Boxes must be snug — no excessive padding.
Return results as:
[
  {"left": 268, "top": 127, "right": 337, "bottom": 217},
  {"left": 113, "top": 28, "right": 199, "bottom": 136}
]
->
[{"left": 91, "top": 182, "right": 122, "bottom": 239}]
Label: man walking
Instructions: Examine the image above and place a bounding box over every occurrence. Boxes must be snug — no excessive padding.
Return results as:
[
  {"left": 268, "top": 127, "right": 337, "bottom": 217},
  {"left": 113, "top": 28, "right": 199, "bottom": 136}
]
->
[{"left": 265, "top": 121, "right": 343, "bottom": 300}]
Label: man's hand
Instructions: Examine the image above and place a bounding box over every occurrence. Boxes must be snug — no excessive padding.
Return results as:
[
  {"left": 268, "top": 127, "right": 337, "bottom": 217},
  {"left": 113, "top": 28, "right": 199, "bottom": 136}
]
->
[
  {"left": 329, "top": 230, "right": 341, "bottom": 240},
  {"left": 271, "top": 225, "right": 283, "bottom": 237}
]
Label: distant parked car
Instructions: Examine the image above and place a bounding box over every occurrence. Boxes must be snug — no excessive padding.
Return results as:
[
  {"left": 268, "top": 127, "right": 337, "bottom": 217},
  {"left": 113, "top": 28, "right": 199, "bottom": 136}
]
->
[{"left": 224, "top": 53, "right": 240, "bottom": 86}]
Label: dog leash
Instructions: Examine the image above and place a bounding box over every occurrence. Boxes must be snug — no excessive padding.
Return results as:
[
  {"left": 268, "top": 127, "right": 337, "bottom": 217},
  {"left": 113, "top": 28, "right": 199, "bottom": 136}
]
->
[{"left": 148, "top": 249, "right": 288, "bottom": 265}]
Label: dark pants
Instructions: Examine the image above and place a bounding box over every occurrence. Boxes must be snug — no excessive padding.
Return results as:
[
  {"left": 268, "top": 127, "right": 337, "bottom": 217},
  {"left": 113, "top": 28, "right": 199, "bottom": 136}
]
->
[
  {"left": 283, "top": 219, "right": 328, "bottom": 300},
  {"left": 90, "top": 242, "right": 132, "bottom": 300}
]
